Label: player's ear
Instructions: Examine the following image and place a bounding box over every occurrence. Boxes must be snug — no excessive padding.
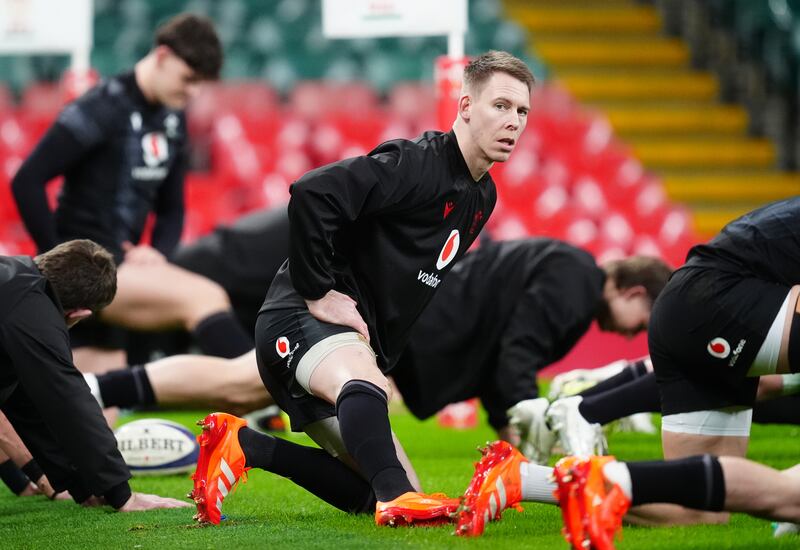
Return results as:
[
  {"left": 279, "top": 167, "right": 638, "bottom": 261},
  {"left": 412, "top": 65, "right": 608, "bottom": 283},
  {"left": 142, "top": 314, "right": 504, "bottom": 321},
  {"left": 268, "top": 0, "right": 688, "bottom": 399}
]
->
[
  {"left": 458, "top": 94, "right": 472, "bottom": 121},
  {"left": 622, "top": 285, "right": 647, "bottom": 300},
  {"left": 65, "top": 308, "right": 93, "bottom": 327},
  {"left": 153, "top": 44, "right": 172, "bottom": 66}
]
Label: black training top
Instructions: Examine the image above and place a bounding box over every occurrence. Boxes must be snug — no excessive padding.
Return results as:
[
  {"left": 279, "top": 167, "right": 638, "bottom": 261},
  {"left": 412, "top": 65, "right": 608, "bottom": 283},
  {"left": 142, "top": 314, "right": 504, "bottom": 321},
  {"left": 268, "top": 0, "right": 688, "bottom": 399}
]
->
[
  {"left": 261, "top": 130, "right": 497, "bottom": 371},
  {"left": 0, "top": 256, "right": 131, "bottom": 507},
  {"left": 392, "top": 238, "right": 605, "bottom": 429},
  {"left": 11, "top": 71, "right": 186, "bottom": 261},
  {"left": 684, "top": 196, "right": 800, "bottom": 285}
]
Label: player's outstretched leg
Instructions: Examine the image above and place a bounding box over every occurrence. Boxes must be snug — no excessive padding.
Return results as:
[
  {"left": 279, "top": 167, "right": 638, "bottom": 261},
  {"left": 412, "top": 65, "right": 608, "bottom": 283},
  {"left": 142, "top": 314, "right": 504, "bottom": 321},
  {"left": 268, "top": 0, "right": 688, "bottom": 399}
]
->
[
  {"left": 454, "top": 441, "right": 528, "bottom": 536},
  {"left": 190, "top": 413, "right": 250, "bottom": 525},
  {"left": 552, "top": 455, "right": 630, "bottom": 550}
]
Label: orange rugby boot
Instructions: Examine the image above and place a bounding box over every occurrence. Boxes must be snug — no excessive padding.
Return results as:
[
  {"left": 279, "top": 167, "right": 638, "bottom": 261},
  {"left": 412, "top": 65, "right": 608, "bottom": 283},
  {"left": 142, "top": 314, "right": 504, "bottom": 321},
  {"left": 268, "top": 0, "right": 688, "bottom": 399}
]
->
[
  {"left": 454, "top": 440, "right": 528, "bottom": 536},
  {"left": 188, "top": 412, "right": 250, "bottom": 525},
  {"left": 553, "top": 455, "right": 631, "bottom": 550},
  {"left": 375, "top": 491, "right": 461, "bottom": 527}
]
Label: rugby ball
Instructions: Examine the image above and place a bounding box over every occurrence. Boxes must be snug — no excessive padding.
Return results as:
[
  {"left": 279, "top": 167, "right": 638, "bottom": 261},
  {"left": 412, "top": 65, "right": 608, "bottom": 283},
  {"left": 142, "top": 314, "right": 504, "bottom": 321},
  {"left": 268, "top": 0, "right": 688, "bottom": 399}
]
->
[{"left": 114, "top": 419, "right": 199, "bottom": 476}]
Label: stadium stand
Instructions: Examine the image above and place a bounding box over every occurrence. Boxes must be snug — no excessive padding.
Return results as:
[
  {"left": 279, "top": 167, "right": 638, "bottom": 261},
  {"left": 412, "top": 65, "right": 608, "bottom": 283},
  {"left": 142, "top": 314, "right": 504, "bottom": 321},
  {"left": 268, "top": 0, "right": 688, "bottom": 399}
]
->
[
  {"left": 0, "top": 0, "right": 701, "bottom": 270},
  {"left": 506, "top": 0, "right": 800, "bottom": 236}
]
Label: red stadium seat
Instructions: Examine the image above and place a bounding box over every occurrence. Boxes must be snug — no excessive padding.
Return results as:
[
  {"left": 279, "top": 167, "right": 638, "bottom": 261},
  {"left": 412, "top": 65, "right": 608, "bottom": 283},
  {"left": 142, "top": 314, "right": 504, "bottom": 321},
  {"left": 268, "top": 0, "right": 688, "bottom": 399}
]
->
[
  {"left": 564, "top": 217, "right": 599, "bottom": 252},
  {"left": 571, "top": 176, "right": 608, "bottom": 220},
  {"left": 631, "top": 234, "right": 664, "bottom": 259},
  {"left": 598, "top": 211, "right": 635, "bottom": 251},
  {"left": 388, "top": 83, "right": 436, "bottom": 123}
]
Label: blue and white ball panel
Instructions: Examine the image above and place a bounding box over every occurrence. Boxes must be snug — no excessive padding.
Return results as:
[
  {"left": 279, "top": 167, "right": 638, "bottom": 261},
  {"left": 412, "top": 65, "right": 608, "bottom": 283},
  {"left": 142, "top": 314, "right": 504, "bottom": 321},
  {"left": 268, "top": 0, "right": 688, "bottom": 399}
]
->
[{"left": 114, "top": 419, "right": 199, "bottom": 476}]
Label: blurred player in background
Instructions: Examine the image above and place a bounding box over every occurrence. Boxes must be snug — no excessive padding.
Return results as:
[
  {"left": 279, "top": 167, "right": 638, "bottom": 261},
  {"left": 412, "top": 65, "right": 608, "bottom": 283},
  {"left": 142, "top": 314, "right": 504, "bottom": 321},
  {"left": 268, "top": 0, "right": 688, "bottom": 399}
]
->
[{"left": 10, "top": 14, "right": 251, "bottom": 417}]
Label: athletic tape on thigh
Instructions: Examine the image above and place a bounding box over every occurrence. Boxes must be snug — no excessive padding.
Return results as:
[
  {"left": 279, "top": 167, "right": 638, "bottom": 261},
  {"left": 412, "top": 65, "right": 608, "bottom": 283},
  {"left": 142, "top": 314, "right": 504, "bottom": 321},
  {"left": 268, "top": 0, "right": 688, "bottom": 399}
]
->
[
  {"left": 790, "top": 310, "right": 800, "bottom": 374},
  {"left": 661, "top": 408, "right": 753, "bottom": 436},
  {"left": 295, "top": 332, "right": 375, "bottom": 394},
  {"left": 749, "top": 292, "right": 791, "bottom": 376},
  {"left": 747, "top": 294, "right": 789, "bottom": 376}
]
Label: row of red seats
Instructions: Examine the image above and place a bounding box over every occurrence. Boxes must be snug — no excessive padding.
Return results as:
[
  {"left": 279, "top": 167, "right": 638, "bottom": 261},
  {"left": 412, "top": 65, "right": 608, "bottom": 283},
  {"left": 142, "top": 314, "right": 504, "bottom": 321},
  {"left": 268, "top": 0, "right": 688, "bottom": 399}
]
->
[{"left": 0, "top": 80, "right": 699, "bottom": 267}]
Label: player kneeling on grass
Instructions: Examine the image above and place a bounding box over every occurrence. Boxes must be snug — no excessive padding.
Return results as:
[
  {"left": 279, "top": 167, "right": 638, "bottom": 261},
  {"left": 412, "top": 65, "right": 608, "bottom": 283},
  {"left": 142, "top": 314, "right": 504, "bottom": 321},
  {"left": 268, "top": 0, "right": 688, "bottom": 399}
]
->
[
  {"left": 454, "top": 197, "right": 800, "bottom": 538},
  {"left": 0, "top": 240, "right": 189, "bottom": 511},
  {"left": 187, "top": 51, "right": 535, "bottom": 526}
]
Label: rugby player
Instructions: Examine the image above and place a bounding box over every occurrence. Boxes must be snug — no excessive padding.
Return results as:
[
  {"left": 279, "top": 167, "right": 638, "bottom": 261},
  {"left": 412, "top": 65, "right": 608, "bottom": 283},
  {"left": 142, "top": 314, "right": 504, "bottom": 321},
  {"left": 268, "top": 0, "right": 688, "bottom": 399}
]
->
[
  {"left": 188, "top": 50, "right": 536, "bottom": 526},
  {"left": 10, "top": 14, "right": 250, "bottom": 398}
]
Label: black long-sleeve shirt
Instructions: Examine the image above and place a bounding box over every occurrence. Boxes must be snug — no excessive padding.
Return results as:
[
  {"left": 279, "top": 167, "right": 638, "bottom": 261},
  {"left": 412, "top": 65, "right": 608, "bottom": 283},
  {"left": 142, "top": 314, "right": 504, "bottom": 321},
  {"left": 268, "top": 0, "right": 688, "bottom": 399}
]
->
[
  {"left": 0, "top": 256, "right": 131, "bottom": 506},
  {"left": 684, "top": 196, "right": 800, "bottom": 284},
  {"left": 261, "top": 130, "right": 496, "bottom": 370},
  {"left": 392, "top": 239, "right": 605, "bottom": 429},
  {"left": 11, "top": 72, "right": 186, "bottom": 262}
]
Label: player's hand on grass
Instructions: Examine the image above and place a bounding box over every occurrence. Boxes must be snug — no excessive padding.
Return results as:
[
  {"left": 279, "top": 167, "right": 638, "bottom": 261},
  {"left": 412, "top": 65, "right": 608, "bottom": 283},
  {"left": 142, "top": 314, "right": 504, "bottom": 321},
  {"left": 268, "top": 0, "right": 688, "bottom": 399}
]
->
[
  {"left": 30, "top": 473, "right": 71, "bottom": 500},
  {"left": 122, "top": 242, "right": 167, "bottom": 266},
  {"left": 306, "top": 290, "right": 370, "bottom": 342},
  {"left": 118, "top": 492, "right": 192, "bottom": 511},
  {"left": 18, "top": 481, "right": 41, "bottom": 496}
]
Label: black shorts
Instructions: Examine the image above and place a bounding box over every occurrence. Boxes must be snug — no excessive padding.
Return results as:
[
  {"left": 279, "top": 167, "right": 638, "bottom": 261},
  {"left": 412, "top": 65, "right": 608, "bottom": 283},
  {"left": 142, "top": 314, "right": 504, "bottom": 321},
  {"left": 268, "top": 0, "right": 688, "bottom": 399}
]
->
[
  {"left": 69, "top": 315, "right": 128, "bottom": 350},
  {"left": 254, "top": 307, "right": 356, "bottom": 432},
  {"left": 649, "top": 266, "right": 789, "bottom": 415}
]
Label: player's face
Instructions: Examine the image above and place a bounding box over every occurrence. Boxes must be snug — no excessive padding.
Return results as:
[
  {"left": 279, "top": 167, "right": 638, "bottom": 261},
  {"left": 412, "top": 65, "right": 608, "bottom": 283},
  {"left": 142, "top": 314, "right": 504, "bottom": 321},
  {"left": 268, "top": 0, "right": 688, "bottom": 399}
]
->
[
  {"left": 154, "top": 51, "right": 202, "bottom": 109},
  {"left": 467, "top": 72, "right": 530, "bottom": 163},
  {"left": 597, "top": 283, "right": 650, "bottom": 339}
]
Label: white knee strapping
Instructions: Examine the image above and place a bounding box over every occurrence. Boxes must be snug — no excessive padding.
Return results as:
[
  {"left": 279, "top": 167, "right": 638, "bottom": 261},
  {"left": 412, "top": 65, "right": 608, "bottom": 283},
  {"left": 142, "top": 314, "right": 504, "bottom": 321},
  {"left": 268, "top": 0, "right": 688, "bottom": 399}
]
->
[
  {"left": 749, "top": 292, "right": 791, "bottom": 376},
  {"left": 295, "top": 332, "right": 374, "bottom": 393},
  {"left": 661, "top": 408, "right": 753, "bottom": 436}
]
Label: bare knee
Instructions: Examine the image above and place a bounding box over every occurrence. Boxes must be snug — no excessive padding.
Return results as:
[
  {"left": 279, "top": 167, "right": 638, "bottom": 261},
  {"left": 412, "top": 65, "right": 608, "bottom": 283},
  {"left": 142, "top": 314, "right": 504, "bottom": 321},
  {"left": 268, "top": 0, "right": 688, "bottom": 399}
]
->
[{"left": 182, "top": 276, "right": 232, "bottom": 329}]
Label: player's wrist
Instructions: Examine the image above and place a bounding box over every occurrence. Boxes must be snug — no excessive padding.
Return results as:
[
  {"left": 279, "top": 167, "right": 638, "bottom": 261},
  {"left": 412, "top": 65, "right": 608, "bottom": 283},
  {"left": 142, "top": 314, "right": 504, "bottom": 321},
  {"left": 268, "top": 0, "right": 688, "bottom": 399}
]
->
[
  {"left": 0, "top": 459, "right": 30, "bottom": 495},
  {"left": 105, "top": 481, "right": 133, "bottom": 509},
  {"left": 21, "top": 459, "right": 43, "bottom": 488}
]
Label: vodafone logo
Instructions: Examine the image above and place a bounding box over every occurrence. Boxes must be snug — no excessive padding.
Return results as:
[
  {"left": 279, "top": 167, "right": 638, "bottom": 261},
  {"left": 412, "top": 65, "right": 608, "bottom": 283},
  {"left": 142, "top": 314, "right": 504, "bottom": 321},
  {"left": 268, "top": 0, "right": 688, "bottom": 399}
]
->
[
  {"left": 436, "top": 230, "right": 460, "bottom": 270},
  {"left": 707, "top": 337, "right": 731, "bottom": 359},
  {"left": 141, "top": 132, "right": 169, "bottom": 167},
  {"left": 275, "top": 336, "right": 291, "bottom": 358}
]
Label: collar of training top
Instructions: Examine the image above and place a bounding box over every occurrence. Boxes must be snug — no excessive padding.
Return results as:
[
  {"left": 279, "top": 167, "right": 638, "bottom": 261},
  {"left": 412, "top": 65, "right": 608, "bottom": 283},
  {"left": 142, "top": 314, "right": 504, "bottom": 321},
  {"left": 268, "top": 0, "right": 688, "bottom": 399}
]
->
[
  {"left": 447, "top": 130, "right": 491, "bottom": 186},
  {"left": 117, "top": 70, "right": 161, "bottom": 111}
]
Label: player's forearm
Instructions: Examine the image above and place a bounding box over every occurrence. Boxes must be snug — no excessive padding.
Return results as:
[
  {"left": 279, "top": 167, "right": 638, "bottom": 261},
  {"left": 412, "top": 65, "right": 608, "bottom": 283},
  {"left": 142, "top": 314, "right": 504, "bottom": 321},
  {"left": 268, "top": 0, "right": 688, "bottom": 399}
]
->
[
  {"left": 287, "top": 181, "right": 342, "bottom": 299},
  {"left": 10, "top": 163, "right": 59, "bottom": 252},
  {"left": 0, "top": 412, "right": 33, "bottom": 466},
  {"left": 11, "top": 124, "right": 85, "bottom": 252}
]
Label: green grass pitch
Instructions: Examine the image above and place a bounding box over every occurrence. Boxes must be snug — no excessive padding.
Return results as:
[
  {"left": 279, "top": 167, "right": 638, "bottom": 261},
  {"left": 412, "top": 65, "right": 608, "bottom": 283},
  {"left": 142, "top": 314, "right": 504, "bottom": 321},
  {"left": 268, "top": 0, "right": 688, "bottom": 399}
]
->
[{"left": 2, "top": 406, "right": 800, "bottom": 549}]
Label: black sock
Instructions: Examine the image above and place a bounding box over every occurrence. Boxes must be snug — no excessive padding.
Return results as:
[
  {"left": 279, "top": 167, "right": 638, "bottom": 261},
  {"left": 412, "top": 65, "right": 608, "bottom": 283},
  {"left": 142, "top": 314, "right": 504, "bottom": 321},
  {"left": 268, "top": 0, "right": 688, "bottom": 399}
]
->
[
  {"left": 578, "top": 371, "right": 659, "bottom": 425},
  {"left": 0, "top": 460, "right": 30, "bottom": 495},
  {"left": 336, "top": 380, "right": 414, "bottom": 502},
  {"left": 192, "top": 311, "right": 253, "bottom": 358},
  {"left": 753, "top": 395, "right": 800, "bottom": 424},
  {"left": 238, "top": 427, "right": 375, "bottom": 513},
  {"left": 578, "top": 360, "right": 649, "bottom": 399},
  {"left": 628, "top": 454, "right": 726, "bottom": 511},
  {"left": 97, "top": 365, "right": 155, "bottom": 408}
]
